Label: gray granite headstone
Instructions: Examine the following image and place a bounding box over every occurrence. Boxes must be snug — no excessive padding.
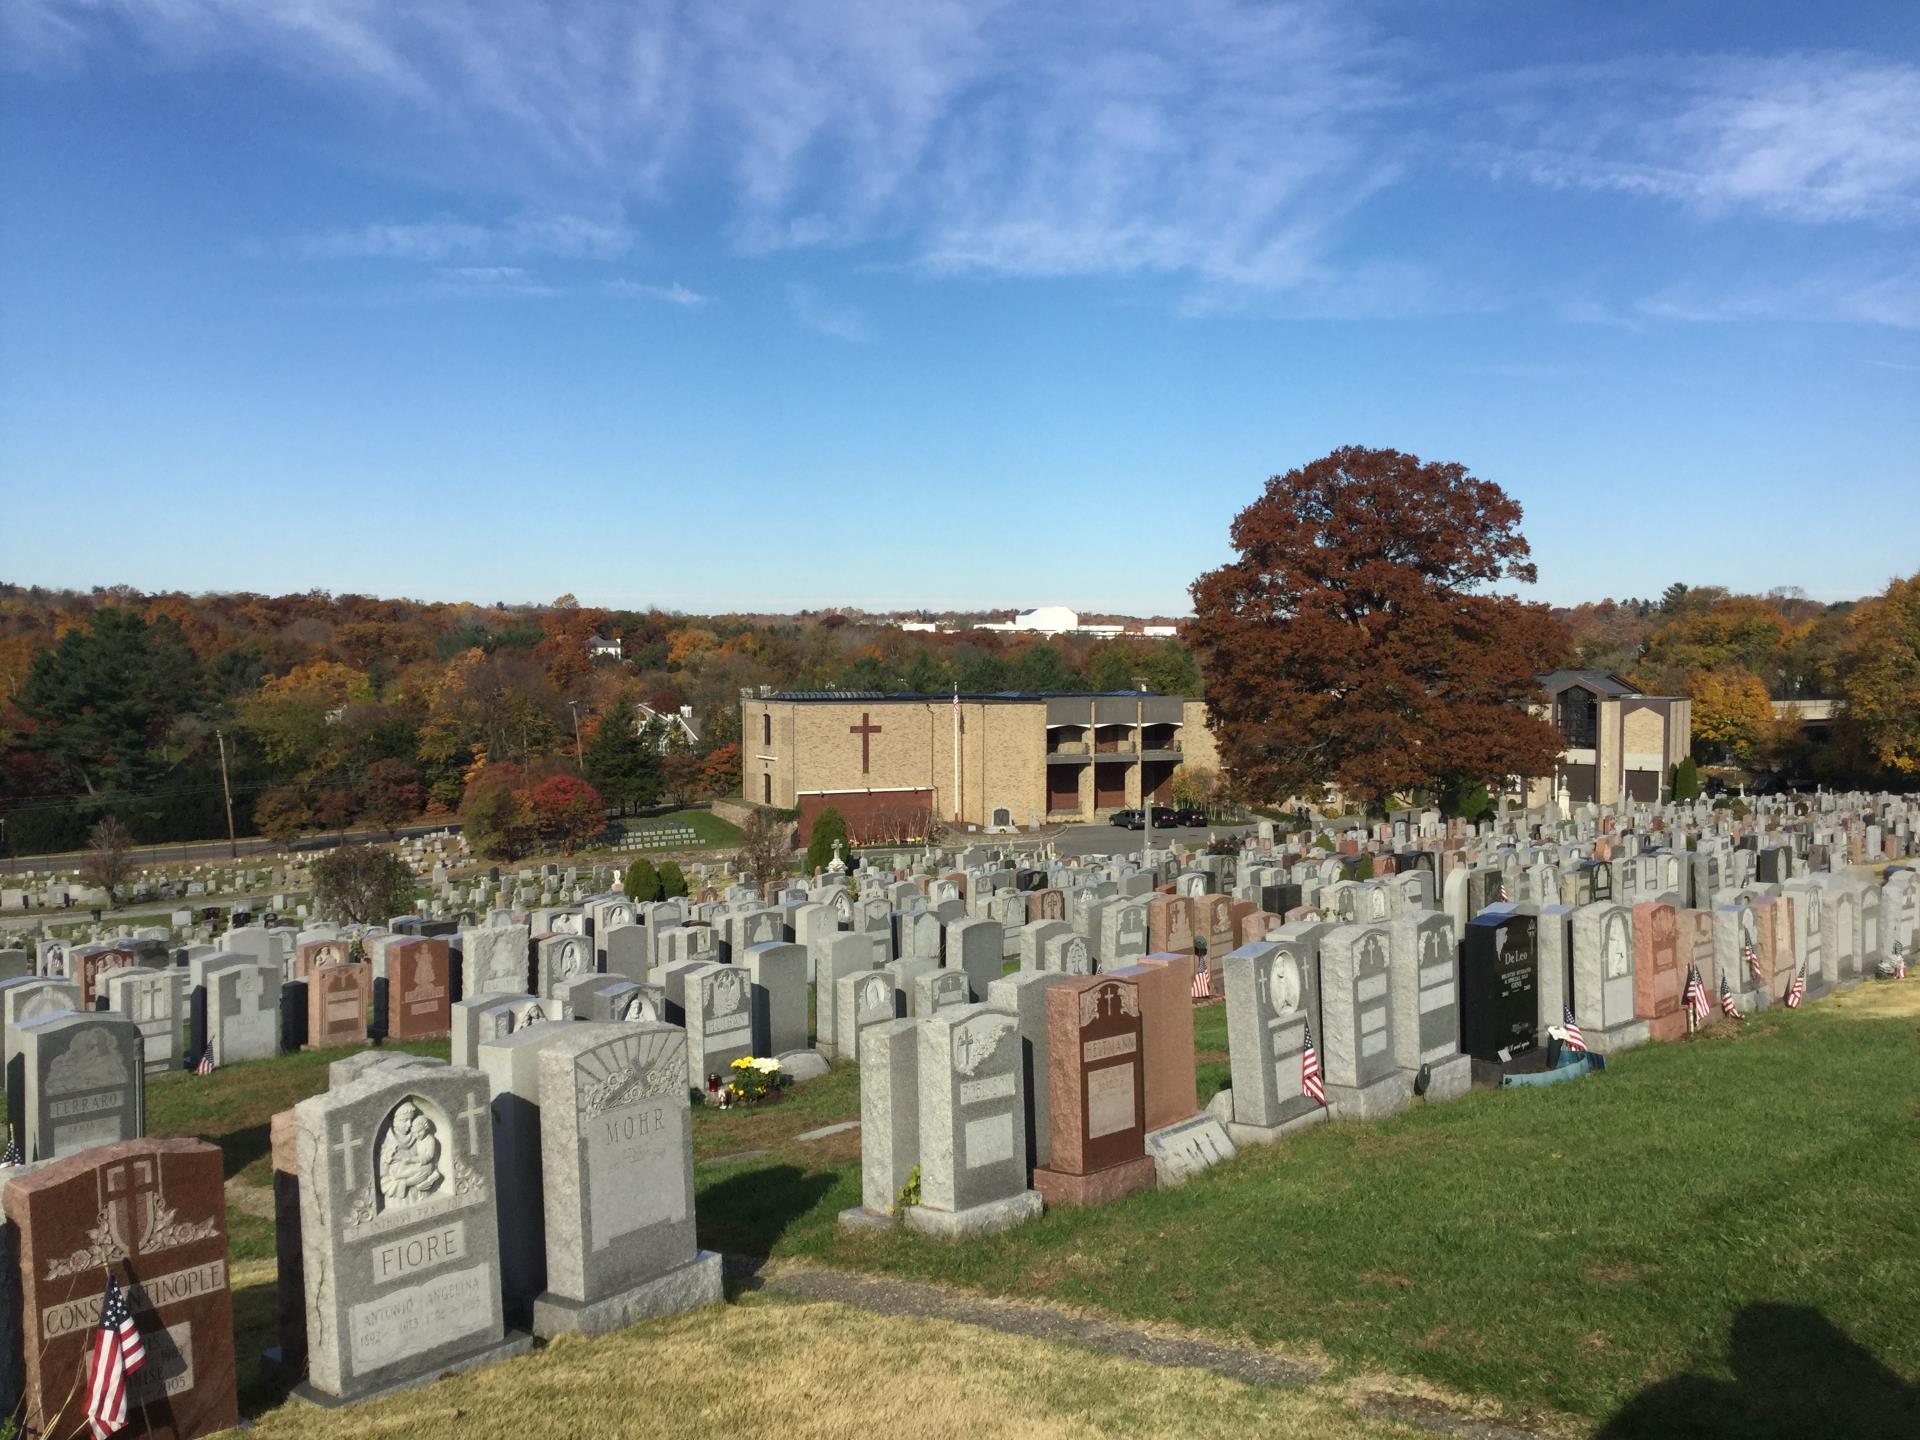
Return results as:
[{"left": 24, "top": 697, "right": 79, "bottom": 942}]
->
[
  {"left": 529, "top": 1023, "right": 722, "bottom": 1335},
  {"left": 904, "top": 1005, "right": 1039, "bottom": 1238},
  {"left": 293, "top": 1060, "right": 528, "bottom": 1404},
  {"left": 14, "top": 1012, "right": 145, "bottom": 1162}
]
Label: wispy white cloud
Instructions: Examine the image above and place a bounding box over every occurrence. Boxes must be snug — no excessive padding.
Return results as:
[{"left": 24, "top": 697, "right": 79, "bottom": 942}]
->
[
  {"left": 23, "top": 1, "right": 1401, "bottom": 295},
  {"left": 284, "top": 211, "right": 633, "bottom": 262},
  {"left": 604, "top": 279, "right": 710, "bottom": 307},
  {"left": 788, "top": 284, "right": 871, "bottom": 342},
  {"left": 1481, "top": 53, "right": 1920, "bottom": 226},
  {"left": 1636, "top": 259, "right": 1920, "bottom": 330}
]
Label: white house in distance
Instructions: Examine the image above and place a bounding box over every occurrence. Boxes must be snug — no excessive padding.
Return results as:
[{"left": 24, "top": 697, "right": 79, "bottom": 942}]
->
[
  {"left": 634, "top": 701, "right": 701, "bottom": 752},
  {"left": 971, "top": 607, "right": 1179, "bottom": 639},
  {"left": 588, "top": 633, "right": 624, "bottom": 659}
]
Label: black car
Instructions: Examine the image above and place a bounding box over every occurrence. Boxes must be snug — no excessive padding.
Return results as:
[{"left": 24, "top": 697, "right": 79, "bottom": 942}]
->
[{"left": 1172, "top": 806, "right": 1208, "bottom": 827}]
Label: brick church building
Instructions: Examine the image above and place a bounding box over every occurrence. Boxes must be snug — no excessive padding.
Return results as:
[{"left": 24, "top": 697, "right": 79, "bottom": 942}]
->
[{"left": 741, "top": 690, "right": 1218, "bottom": 842}]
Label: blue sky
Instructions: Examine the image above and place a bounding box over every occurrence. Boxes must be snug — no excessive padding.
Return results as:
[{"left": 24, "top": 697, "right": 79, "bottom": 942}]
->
[{"left": 3, "top": 1, "right": 1916, "bottom": 616}]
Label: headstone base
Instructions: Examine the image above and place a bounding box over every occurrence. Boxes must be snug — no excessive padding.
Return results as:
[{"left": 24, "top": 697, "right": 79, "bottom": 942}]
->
[
  {"left": 903, "top": 1189, "right": 1042, "bottom": 1238},
  {"left": 837, "top": 1205, "right": 899, "bottom": 1232},
  {"left": 1585, "top": 1020, "right": 1651, "bottom": 1056},
  {"left": 1144, "top": 1114, "right": 1237, "bottom": 1186},
  {"left": 290, "top": 1332, "right": 534, "bottom": 1408},
  {"left": 530, "top": 1250, "right": 724, "bottom": 1339},
  {"left": 1415, "top": 1054, "right": 1473, "bottom": 1103},
  {"left": 777, "top": 1048, "right": 830, "bottom": 1082},
  {"left": 1327, "top": 1069, "right": 1415, "bottom": 1122},
  {"left": 1728, "top": 987, "right": 1769, "bottom": 1014},
  {"left": 1207, "top": 1086, "right": 1329, "bottom": 1145},
  {"left": 1832, "top": 977, "right": 1862, "bottom": 993},
  {"left": 1032, "top": 1155, "right": 1156, "bottom": 1207}
]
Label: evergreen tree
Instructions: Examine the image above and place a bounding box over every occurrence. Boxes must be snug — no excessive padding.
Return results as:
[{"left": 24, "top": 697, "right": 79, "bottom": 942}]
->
[
  {"left": 623, "top": 857, "right": 663, "bottom": 903},
  {"left": 657, "top": 860, "right": 689, "bottom": 899},
  {"left": 584, "top": 709, "right": 663, "bottom": 814},
  {"left": 806, "top": 806, "right": 850, "bottom": 876},
  {"left": 1669, "top": 757, "right": 1701, "bottom": 800}
]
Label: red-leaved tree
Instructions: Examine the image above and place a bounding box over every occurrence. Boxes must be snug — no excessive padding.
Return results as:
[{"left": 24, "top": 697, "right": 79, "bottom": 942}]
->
[
  {"left": 1186, "top": 446, "right": 1569, "bottom": 814},
  {"left": 527, "top": 774, "right": 605, "bottom": 853}
]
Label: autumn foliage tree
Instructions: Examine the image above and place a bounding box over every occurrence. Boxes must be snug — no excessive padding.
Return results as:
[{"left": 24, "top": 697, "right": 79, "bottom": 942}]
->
[
  {"left": 1837, "top": 571, "right": 1920, "bottom": 776},
  {"left": 527, "top": 774, "right": 604, "bottom": 853},
  {"left": 1687, "top": 667, "right": 1772, "bottom": 765},
  {"left": 1186, "top": 447, "right": 1569, "bottom": 815}
]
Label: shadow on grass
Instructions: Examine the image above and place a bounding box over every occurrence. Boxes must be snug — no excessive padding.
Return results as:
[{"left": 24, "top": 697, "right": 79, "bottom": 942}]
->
[
  {"left": 1596, "top": 1303, "right": 1917, "bottom": 1439},
  {"left": 697, "top": 1164, "right": 835, "bottom": 1261},
  {"left": 217, "top": 1120, "right": 272, "bottom": 1180}
]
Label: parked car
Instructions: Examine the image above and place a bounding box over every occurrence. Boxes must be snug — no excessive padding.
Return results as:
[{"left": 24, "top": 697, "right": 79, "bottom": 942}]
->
[
  {"left": 1110, "top": 809, "right": 1143, "bottom": 830},
  {"left": 1172, "top": 806, "right": 1208, "bottom": 827}
]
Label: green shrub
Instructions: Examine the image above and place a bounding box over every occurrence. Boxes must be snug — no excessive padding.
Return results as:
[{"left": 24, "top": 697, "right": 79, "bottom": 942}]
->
[
  {"left": 657, "top": 860, "right": 688, "bottom": 899},
  {"left": 623, "top": 857, "right": 663, "bottom": 903},
  {"left": 1350, "top": 853, "right": 1375, "bottom": 880},
  {"left": 1670, "top": 757, "right": 1701, "bottom": 800},
  {"left": 806, "top": 805, "right": 851, "bottom": 876}
]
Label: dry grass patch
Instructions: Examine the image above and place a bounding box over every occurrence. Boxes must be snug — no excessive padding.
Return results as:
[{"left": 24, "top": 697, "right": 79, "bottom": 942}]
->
[{"left": 245, "top": 1294, "right": 1432, "bottom": 1440}]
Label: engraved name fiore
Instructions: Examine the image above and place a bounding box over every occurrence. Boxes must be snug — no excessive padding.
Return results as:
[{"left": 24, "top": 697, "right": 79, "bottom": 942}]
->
[{"left": 373, "top": 1221, "right": 466, "bottom": 1286}]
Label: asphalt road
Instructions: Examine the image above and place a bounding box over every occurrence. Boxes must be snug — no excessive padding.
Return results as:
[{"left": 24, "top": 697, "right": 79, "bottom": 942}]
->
[
  {"left": 3, "top": 820, "right": 461, "bottom": 872},
  {"left": 1045, "top": 820, "right": 1255, "bottom": 857}
]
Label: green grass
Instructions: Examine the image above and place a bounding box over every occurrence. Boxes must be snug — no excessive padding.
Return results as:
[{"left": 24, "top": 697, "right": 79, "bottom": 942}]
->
[
  {"left": 611, "top": 806, "right": 741, "bottom": 850},
  {"left": 700, "top": 993, "right": 1920, "bottom": 1434},
  {"left": 126, "top": 983, "right": 1920, "bottom": 1436}
]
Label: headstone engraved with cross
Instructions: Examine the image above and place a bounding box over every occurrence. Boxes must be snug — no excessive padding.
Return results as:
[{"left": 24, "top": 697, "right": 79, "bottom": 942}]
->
[
  {"left": 1220, "top": 933, "right": 1329, "bottom": 1141},
  {"left": 292, "top": 1057, "right": 528, "bottom": 1404},
  {"left": 904, "top": 1006, "right": 1041, "bottom": 1236},
  {"left": 1031, "top": 976, "right": 1157, "bottom": 1206},
  {"left": 3, "top": 1138, "right": 238, "bottom": 1440}
]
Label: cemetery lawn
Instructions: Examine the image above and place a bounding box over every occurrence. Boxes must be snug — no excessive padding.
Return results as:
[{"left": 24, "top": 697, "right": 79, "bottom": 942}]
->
[
  {"left": 740, "top": 985, "right": 1920, "bottom": 1433},
  {"left": 240, "top": 1289, "right": 1435, "bottom": 1440}
]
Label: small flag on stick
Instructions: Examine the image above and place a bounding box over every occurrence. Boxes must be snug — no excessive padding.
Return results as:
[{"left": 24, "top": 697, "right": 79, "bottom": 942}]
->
[
  {"left": 85, "top": 1274, "right": 147, "bottom": 1440},
  {"left": 1684, "top": 964, "right": 1711, "bottom": 1023},
  {"left": 1561, "top": 1005, "right": 1588, "bottom": 1053},
  {"left": 1719, "top": 971, "right": 1742, "bottom": 1020},
  {"left": 1300, "top": 1020, "right": 1326, "bottom": 1105}
]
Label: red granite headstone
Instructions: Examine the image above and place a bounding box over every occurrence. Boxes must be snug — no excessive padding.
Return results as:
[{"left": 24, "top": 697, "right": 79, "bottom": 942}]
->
[
  {"left": 4, "top": 1138, "right": 236, "bottom": 1440},
  {"left": 1031, "top": 976, "right": 1155, "bottom": 1207},
  {"left": 305, "top": 962, "right": 370, "bottom": 1048},
  {"left": 79, "top": 946, "right": 138, "bottom": 1007},
  {"left": 1107, "top": 955, "right": 1199, "bottom": 1131},
  {"left": 1146, "top": 895, "right": 1194, "bottom": 956},
  {"left": 384, "top": 938, "right": 451, "bottom": 1040},
  {"left": 1633, "top": 899, "right": 1684, "bottom": 1040}
]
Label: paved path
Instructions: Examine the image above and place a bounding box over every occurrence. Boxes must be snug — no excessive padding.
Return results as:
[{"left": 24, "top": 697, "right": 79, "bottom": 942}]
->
[{"left": 728, "top": 1257, "right": 1548, "bottom": 1440}]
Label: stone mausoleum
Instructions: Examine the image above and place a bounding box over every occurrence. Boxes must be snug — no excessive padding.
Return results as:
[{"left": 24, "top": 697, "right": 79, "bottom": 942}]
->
[
  {"left": 1527, "top": 670, "right": 1692, "bottom": 806},
  {"left": 742, "top": 690, "right": 1219, "bottom": 842}
]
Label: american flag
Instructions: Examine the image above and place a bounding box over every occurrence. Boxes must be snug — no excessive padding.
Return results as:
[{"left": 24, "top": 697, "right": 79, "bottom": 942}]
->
[
  {"left": 1894, "top": 941, "right": 1908, "bottom": 980},
  {"left": 1300, "top": 1019, "right": 1326, "bottom": 1105},
  {"left": 1785, "top": 964, "right": 1805, "bottom": 1009},
  {"left": 85, "top": 1274, "right": 147, "bottom": 1440},
  {"left": 193, "top": 1047, "right": 215, "bottom": 1077},
  {"left": 1741, "top": 936, "right": 1763, "bottom": 985},
  {"left": 1190, "top": 966, "right": 1212, "bottom": 1001},
  {"left": 1562, "top": 1005, "right": 1588, "bottom": 1053},
  {"left": 1684, "top": 965, "right": 1711, "bottom": 1021},
  {"left": 1719, "top": 971, "right": 1742, "bottom": 1019},
  {"left": 1, "top": 1135, "right": 20, "bottom": 1167},
  {"left": 1498, "top": 877, "right": 1510, "bottom": 902}
]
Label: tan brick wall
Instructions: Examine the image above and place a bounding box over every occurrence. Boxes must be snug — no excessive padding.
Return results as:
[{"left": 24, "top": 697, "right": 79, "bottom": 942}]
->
[{"left": 741, "top": 696, "right": 1212, "bottom": 828}]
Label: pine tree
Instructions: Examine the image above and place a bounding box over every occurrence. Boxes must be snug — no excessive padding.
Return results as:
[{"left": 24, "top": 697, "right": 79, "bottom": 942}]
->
[
  {"left": 584, "top": 709, "right": 664, "bottom": 814},
  {"left": 623, "top": 857, "right": 663, "bottom": 903},
  {"left": 806, "top": 806, "right": 851, "bottom": 876},
  {"left": 657, "top": 860, "right": 689, "bottom": 899}
]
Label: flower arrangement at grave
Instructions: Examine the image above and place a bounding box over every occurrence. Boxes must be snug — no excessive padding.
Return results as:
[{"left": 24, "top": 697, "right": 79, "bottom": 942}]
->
[{"left": 726, "top": 1055, "right": 786, "bottom": 1105}]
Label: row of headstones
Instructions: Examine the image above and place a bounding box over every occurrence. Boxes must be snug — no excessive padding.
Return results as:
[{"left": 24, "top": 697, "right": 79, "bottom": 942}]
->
[
  {"left": 838, "top": 860, "right": 1920, "bottom": 1241},
  {"left": 0, "top": 1012, "right": 722, "bottom": 1436}
]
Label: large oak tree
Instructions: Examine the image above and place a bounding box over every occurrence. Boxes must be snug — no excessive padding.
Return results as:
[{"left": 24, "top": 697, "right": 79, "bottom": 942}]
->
[{"left": 1186, "top": 446, "right": 1568, "bottom": 813}]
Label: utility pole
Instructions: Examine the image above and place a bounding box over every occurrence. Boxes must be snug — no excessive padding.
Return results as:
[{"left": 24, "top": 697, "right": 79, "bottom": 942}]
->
[
  {"left": 216, "top": 728, "right": 238, "bottom": 859},
  {"left": 568, "top": 701, "right": 585, "bottom": 770},
  {"left": 1137, "top": 678, "right": 1150, "bottom": 870}
]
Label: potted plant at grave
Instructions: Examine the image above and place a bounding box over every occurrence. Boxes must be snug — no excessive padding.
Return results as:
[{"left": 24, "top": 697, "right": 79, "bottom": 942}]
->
[{"left": 726, "top": 1055, "right": 786, "bottom": 1105}]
